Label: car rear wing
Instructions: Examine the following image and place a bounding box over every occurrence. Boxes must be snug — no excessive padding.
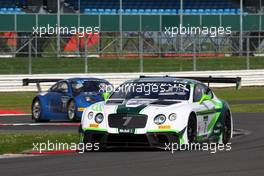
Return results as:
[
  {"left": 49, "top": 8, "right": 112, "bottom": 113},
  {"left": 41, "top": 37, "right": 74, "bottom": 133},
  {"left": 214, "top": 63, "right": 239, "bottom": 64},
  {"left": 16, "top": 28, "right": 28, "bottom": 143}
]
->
[
  {"left": 139, "top": 75, "right": 242, "bottom": 89},
  {"left": 22, "top": 78, "right": 63, "bottom": 92},
  {"left": 181, "top": 76, "right": 241, "bottom": 89}
]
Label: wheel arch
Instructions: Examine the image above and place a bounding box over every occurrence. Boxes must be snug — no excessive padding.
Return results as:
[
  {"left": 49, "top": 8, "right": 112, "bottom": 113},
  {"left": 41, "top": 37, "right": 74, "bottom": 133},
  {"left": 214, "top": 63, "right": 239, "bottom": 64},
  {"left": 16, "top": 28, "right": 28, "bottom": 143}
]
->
[
  {"left": 32, "top": 96, "right": 45, "bottom": 112},
  {"left": 31, "top": 95, "right": 46, "bottom": 120},
  {"left": 32, "top": 96, "right": 39, "bottom": 108},
  {"left": 32, "top": 94, "right": 51, "bottom": 120}
]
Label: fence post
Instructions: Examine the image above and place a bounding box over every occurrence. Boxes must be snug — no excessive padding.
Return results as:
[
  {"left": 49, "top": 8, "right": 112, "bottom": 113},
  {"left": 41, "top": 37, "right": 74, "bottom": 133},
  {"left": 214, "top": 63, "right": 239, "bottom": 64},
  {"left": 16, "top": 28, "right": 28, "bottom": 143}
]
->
[
  {"left": 28, "top": 38, "right": 32, "bottom": 74},
  {"left": 56, "top": 0, "right": 60, "bottom": 58},
  {"left": 239, "top": 0, "right": 243, "bottom": 56},
  {"left": 139, "top": 32, "right": 144, "bottom": 73},
  {"left": 246, "top": 36, "right": 250, "bottom": 70},
  {"left": 119, "top": 0, "right": 123, "bottom": 58},
  {"left": 84, "top": 36, "right": 88, "bottom": 73},
  {"left": 193, "top": 41, "right": 197, "bottom": 71}
]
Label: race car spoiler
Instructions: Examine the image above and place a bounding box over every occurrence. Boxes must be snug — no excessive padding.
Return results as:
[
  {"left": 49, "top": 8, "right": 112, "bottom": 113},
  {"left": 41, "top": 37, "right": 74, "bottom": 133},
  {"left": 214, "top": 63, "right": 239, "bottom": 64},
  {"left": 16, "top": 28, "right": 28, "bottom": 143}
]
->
[
  {"left": 22, "top": 78, "right": 63, "bottom": 92},
  {"left": 140, "top": 75, "right": 242, "bottom": 89}
]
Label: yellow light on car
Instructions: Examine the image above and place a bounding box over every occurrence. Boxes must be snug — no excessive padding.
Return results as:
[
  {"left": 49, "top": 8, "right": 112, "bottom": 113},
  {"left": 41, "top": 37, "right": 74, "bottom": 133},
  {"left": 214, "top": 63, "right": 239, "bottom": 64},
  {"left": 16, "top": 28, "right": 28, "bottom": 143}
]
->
[
  {"left": 89, "top": 124, "right": 99, "bottom": 128},
  {"left": 158, "top": 125, "right": 171, "bottom": 129},
  {"left": 78, "top": 108, "right": 85, "bottom": 112}
]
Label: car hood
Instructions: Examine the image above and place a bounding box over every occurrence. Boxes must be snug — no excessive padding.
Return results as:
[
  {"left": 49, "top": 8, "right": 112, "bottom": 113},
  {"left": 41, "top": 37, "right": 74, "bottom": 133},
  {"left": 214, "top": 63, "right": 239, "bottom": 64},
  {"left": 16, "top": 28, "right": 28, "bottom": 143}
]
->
[
  {"left": 104, "top": 99, "right": 187, "bottom": 114},
  {"left": 125, "top": 99, "right": 181, "bottom": 107},
  {"left": 77, "top": 92, "right": 104, "bottom": 102}
]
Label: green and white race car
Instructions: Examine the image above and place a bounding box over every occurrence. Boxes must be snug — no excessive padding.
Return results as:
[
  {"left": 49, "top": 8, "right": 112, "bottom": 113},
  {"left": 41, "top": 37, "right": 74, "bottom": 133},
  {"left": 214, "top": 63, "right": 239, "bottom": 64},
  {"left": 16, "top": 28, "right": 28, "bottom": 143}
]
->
[{"left": 79, "top": 76, "right": 241, "bottom": 149}]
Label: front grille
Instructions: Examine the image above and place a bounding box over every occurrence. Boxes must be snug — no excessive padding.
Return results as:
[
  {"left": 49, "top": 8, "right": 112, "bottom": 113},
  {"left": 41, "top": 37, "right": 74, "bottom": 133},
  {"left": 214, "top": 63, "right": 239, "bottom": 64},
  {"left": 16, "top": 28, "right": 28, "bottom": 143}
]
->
[{"left": 108, "top": 114, "right": 147, "bottom": 128}]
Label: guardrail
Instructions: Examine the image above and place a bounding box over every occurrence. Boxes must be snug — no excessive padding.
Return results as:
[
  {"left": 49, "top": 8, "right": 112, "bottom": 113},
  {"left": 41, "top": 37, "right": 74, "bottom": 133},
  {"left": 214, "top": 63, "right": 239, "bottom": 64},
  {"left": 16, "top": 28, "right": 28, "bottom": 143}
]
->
[{"left": 0, "top": 70, "right": 264, "bottom": 92}]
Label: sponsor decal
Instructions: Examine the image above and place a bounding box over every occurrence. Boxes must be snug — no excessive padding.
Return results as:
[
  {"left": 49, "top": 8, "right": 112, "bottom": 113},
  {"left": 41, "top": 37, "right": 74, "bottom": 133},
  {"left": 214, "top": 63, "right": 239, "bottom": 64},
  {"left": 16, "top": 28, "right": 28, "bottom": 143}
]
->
[
  {"left": 118, "top": 128, "right": 135, "bottom": 134},
  {"left": 91, "top": 104, "right": 103, "bottom": 112}
]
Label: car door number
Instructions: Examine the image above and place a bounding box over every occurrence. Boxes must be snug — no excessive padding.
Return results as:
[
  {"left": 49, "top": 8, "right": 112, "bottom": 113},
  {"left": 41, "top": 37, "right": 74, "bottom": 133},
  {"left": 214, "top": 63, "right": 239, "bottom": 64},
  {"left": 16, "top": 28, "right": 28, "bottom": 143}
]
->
[{"left": 203, "top": 116, "right": 208, "bottom": 134}]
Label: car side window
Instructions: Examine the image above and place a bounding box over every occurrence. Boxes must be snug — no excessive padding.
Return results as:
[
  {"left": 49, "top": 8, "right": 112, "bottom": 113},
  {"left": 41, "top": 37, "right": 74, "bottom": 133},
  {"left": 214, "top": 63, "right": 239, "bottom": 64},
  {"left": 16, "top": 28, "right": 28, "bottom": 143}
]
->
[
  {"left": 193, "top": 84, "right": 207, "bottom": 102},
  {"left": 50, "top": 82, "right": 68, "bottom": 93},
  {"left": 50, "top": 83, "right": 58, "bottom": 92},
  {"left": 57, "top": 82, "right": 69, "bottom": 93}
]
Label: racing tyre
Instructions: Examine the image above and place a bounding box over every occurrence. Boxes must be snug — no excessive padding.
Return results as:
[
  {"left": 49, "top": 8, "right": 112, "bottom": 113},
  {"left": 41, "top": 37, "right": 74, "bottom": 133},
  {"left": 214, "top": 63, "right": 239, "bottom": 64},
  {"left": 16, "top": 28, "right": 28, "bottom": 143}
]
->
[
  {"left": 32, "top": 99, "right": 44, "bottom": 122},
  {"left": 67, "top": 100, "right": 77, "bottom": 121},
  {"left": 222, "top": 112, "right": 232, "bottom": 144},
  {"left": 187, "top": 114, "right": 197, "bottom": 143}
]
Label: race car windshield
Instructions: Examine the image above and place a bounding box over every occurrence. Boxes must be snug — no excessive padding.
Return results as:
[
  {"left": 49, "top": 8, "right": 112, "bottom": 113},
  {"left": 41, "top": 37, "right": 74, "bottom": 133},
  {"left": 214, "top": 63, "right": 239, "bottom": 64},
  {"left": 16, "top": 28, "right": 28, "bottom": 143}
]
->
[
  {"left": 110, "top": 82, "right": 190, "bottom": 100},
  {"left": 71, "top": 80, "right": 109, "bottom": 95}
]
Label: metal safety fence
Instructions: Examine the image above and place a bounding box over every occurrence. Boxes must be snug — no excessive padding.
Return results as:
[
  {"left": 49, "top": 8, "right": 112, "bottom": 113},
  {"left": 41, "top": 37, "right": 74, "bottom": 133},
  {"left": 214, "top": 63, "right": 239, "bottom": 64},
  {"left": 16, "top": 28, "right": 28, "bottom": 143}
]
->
[{"left": 0, "top": 34, "right": 264, "bottom": 74}]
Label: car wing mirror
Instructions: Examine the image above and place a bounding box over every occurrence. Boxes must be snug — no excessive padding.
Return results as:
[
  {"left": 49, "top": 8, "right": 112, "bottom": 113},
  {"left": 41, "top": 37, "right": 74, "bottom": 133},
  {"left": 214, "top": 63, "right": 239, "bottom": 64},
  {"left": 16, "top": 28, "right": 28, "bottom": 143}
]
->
[
  {"left": 199, "top": 94, "right": 212, "bottom": 104},
  {"left": 102, "top": 92, "right": 111, "bottom": 102}
]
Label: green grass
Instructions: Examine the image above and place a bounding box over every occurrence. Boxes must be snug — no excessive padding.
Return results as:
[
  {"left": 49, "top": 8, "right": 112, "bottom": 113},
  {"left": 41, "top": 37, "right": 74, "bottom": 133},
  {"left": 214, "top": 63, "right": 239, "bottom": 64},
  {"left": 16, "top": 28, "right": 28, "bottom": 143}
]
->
[
  {"left": 0, "top": 87, "right": 263, "bottom": 113},
  {"left": 0, "top": 92, "right": 35, "bottom": 113},
  {"left": 230, "top": 104, "right": 264, "bottom": 113},
  {"left": 0, "top": 133, "right": 79, "bottom": 154},
  {"left": 212, "top": 87, "right": 264, "bottom": 101},
  {"left": 0, "top": 57, "right": 263, "bottom": 74}
]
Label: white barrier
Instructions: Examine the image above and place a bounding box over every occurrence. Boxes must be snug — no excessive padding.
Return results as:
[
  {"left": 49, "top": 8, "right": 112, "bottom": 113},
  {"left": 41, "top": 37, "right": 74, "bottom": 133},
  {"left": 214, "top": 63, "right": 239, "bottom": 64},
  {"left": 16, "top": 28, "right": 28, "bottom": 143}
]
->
[{"left": 0, "top": 69, "right": 264, "bottom": 92}]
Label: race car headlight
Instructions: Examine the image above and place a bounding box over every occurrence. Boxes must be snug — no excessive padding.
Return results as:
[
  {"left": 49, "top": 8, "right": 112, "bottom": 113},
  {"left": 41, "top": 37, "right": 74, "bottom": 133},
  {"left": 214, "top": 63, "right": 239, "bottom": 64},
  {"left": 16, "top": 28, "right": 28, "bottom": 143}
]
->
[
  {"left": 88, "top": 112, "right": 94, "bottom": 120},
  {"left": 154, "top": 114, "right": 166, "bottom": 125},
  {"left": 168, "top": 113, "right": 177, "bottom": 121},
  {"left": 95, "top": 113, "right": 104, "bottom": 124}
]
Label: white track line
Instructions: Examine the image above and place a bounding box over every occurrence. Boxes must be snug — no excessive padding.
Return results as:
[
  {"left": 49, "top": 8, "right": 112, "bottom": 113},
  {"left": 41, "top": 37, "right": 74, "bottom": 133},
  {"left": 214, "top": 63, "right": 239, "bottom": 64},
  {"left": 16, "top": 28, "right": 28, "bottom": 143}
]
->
[
  {"left": 0, "top": 123, "right": 80, "bottom": 127},
  {"left": 0, "top": 114, "right": 30, "bottom": 117},
  {"left": 0, "top": 154, "right": 40, "bottom": 159}
]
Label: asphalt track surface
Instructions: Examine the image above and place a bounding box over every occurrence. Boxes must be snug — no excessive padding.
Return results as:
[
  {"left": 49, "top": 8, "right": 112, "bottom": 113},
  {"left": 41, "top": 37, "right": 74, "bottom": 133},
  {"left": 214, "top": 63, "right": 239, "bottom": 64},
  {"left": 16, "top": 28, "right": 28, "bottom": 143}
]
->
[
  {"left": 0, "top": 112, "right": 263, "bottom": 176},
  {"left": 1, "top": 100, "right": 262, "bottom": 132},
  {"left": 0, "top": 115, "right": 78, "bottom": 132}
]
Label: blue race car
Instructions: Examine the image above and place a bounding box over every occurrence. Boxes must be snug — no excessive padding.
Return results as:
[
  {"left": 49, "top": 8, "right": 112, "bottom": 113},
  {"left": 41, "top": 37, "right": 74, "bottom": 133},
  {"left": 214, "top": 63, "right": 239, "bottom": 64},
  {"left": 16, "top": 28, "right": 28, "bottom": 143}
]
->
[{"left": 23, "top": 78, "right": 112, "bottom": 122}]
